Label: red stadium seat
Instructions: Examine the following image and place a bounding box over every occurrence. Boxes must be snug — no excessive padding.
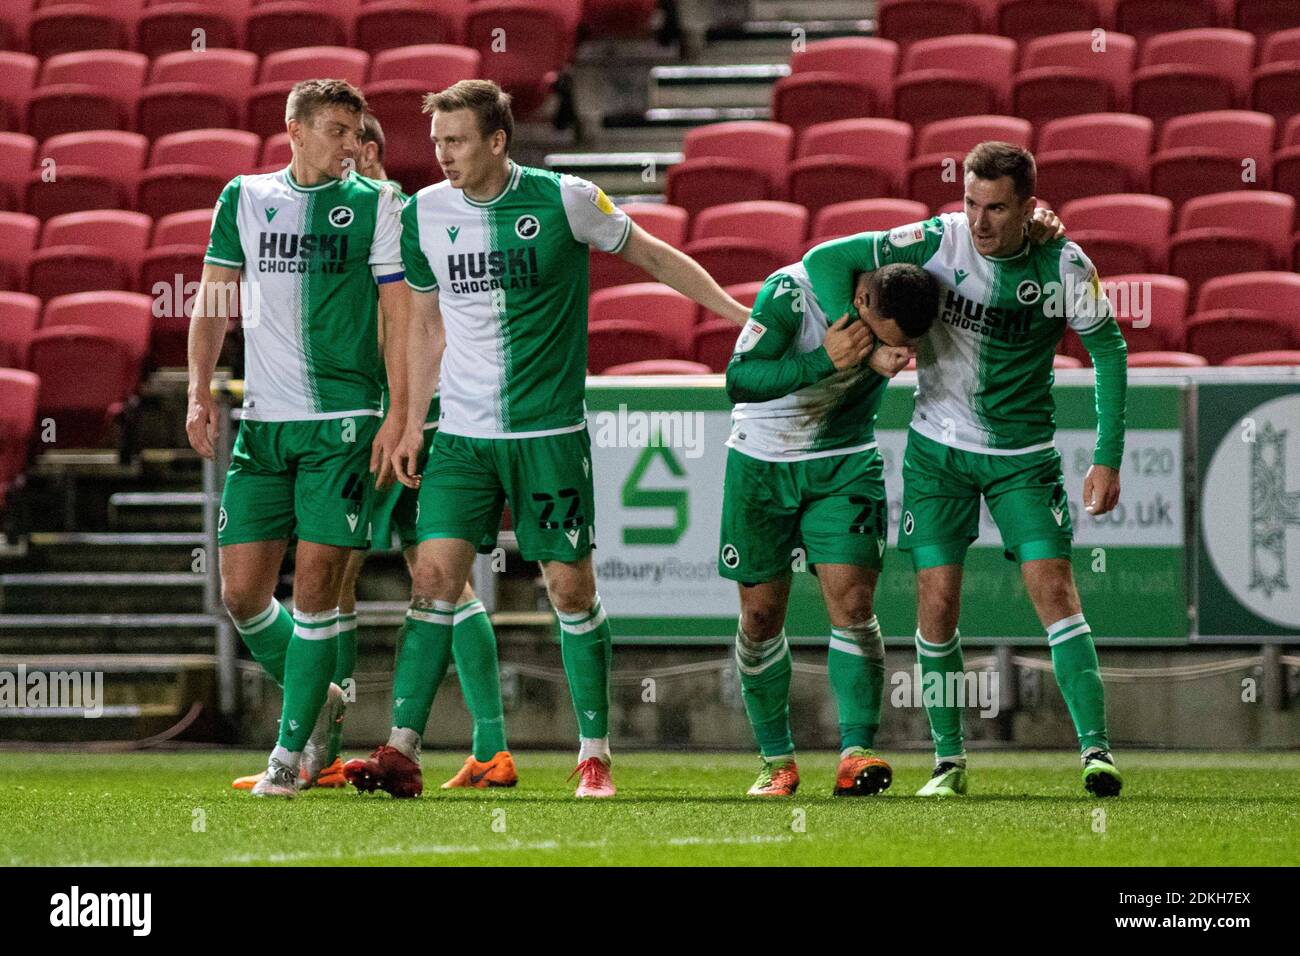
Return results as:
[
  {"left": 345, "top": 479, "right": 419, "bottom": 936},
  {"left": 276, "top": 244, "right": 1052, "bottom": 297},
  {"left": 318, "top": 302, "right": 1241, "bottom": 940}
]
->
[
  {"left": 1035, "top": 151, "right": 1131, "bottom": 206},
  {"left": 581, "top": 0, "right": 658, "bottom": 36},
  {"left": 25, "top": 131, "right": 147, "bottom": 220},
  {"left": 1060, "top": 194, "right": 1172, "bottom": 270},
  {"left": 41, "top": 209, "right": 151, "bottom": 278},
  {"left": 1142, "top": 29, "right": 1256, "bottom": 101},
  {"left": 1220, "top": 349, "right": 1300, "bottom": 365},
  {"left": 261, "top": 132, "right": 291, "bottom": 168},
  {"left": 1177, "top": 190, "right": 1295, "bottom": 261},
  {"left": 259, "top": 46, "right": 368, "bottom": 86},
  {"left": 665, "top": 159, "right": 773, "bottom": 218},
  {"left": 0, "top": 213, "right": 39, "bottom": 291},
  {"left": 771, "top": 73, "right": 876, "bottom": 138},
  {"left": 996, "top": 0, "right": 1101, "bottom": 42},
  {"left": 1130, "top": 66, "right": 1236, "bottom": 132},
  {"left": 136, "top": 166, "right": 227, "bottom": 220},
  {"left": 680, "top": 238, "right": 785, "bottom": 290},
  {"left": 1037, "top": 113, "right": 1154, "bottom": 187},
  {"left": 904, "top": 154, "right": 967, "bottom": 213},
  {"left": 681, "top": 121, "right": 794, "bottom": 196},
  {"left": 1126, "top": 350, "right": 1208, "bottom": 366},
  {"left": 0, "top": 133, "right": 37, "bottom": 213},
  {"left": 0, "top": 367, "right": 39, "bottom": 507},
  {"left": 362, "top": 80, "right": 442, "bottom": 191},
  {"left": 916, "top": 116, "right": 1032, "bottom": 155},
  {"left": 894, "top": 71, "right": 999, "bottom": 132},
  {"left": 134, "top": 3, "right": 241, "bottom": 58},
  {"left": 811, "top": 199, "right": 930, "bottom": 241},
  {"left": 244, "top": 1, "right": 349, "bottom": 57},
  {"left": 601, "top": 359, "right": 712, "bottom": 376},
  {"left": 1196, "top": 271, "right": 1300, "bottom": 319},
  {"left": 1150, "top": 148, "right": 1258, "bottom": 210},
  {"left": 1260, "top": 26, "right": 1300, "bottom": 62},
  {"left": 901, "top": 35, "right": 1017, "bottom": 103},
  {"left": 1053, "top": 354, "right": 1084, "bottom": 368},
  {"left": 0, "top": 52, "right": 39, "bottom": 138},
  {"left": 1273, "top": 146, "right": 1300, "bottom": 208},
  {"left": 1021, "top": 31, "right": 1137, "bottom": 109},
  {"left": 149, "top": 49, "right": 258, "bottom": 96},
  {"left": 149, "top": 129, "right": 260, "bottom": 182},
  {"left": 1235, "top": 0, "right": 1300, "bottom": 36},
  {"left": 136, "top": 83, "right": 243, "bottom": 140},
  {"left": 1011, "top": 68, "right": 1113, "bottom": 127},
  {"left": 1159, "top": 111, "right": 1275, "bottom": 180},
  {"left": 786, "top": 156, "right": 896, "bottom": 219},
  {"left": 1113, "top": 0, "right": 1215, "bottom": 42},
  {"left": 875, "top": 0, "right": 984, "bottom": 51},
  {"left": 1284, "top": 115, "right": 1300, "bottom": 148},
  {"left": 138, "top": 245, "right": 204, "bottom": 365},
  {"left": 1065, "top": 231, "right": 1151, "bottom": 275},
  {"left": 1250, "top": 63, "right": 1300, "bottom": 130},
  {"left": 690, "top": 201, "right": 808, "bottom": 264},
  {"left": 590, "top": 283, "right": 697, "bottom": 357},
  {"left": 0, "top": 292, "right": 41, "bottom": 367},
  {"left": 1185, "top": 309, "right": 1297, "bottom": 363},
  {"left": 466, "top": 1, "right": 572, "bottom": 118},
  {"left": 0, "top": 1, "right": 34, "bottom": 53},
  {"left": 26, "top": 326, "right": 134, "bottom": 448},
  {"left": 152, "top": 209, "right": 214, "bottom": 248},
  {"left": 354, "top": 1, "right": 469, "bottom": 53},
  {"left": 587, "top": 319, "right": 678, "bottom": 372},
  {"left": 692, "top": 318, "right": 743, "bottom": 372},
  {"left": 588, "top": 203, "right": 687, "bottom": 292},
  {"left": 26, "top": 0, "right": 138, "bottom": 59},
  {"left": 25, "top": 86, "right": 131, "bottom": 142},
  {"left": 1102, "top": 273, "right": 1190, "bottom": 352},
  {"left": 798, "top": 118, "right": 912, "bottom": 175},
  {"left": 1295, "top": 231, "right": 1300, "bottom": 269},
  {"left": 26, "top": 247, "right": 131, "bottom": 299},
  {"left": 39, "top": 49, "right": 148, "bottom": 93},
  {"left": 369, "top": 45, "right": 480, "bottom": 89},
  {"left": 700, "top": 281, "right": 763, "bottom": 325},
  {"left": 42, "top": 291, "right": 153, "bottom": 373},
  {"left": 790, "top": 37, "right": 900, "bottom": 115},
  {"left": 1167, "top": 229, "right": 1277, "bottom": 299}
]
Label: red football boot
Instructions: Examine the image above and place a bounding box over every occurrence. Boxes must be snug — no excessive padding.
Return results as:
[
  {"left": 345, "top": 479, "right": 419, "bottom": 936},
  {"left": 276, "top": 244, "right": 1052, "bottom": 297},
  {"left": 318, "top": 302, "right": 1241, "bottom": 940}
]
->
[{"left": 343, "top": 745, "right": 423, "bottom": 798}]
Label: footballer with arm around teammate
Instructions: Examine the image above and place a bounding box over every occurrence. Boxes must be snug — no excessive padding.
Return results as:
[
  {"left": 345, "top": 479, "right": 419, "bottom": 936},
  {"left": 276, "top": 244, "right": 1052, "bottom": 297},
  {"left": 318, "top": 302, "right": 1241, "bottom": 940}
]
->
[
  {"left": 343, "top": 80, "right": 752, "bottom": 800},
  {"left": 721, "top": 261, "right": 938, "bottom": 798},
  {"left": 803, "top": 141, "right": 1127, "bottom": 798}
]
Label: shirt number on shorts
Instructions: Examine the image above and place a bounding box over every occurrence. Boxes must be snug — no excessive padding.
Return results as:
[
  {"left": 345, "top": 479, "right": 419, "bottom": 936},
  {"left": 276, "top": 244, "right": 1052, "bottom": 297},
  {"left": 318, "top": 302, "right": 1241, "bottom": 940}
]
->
[
  {"left": 532, "top": 488, "right": 584, "bottom": 530},
  {"left": 848, "top": 495, "right": 884, "bottom": 536}
]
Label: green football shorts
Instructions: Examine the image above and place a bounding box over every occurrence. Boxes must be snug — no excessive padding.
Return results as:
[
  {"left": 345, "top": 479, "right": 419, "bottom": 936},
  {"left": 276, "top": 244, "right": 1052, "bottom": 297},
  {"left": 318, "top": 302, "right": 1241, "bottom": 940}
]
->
[
  {"left": 369, "top": 424, "right": 436, "bottom": 552},
  {"left": 218, "top": 415, "right": 380, "bottom": 549},
  {"left": 718, "top": 446, "right": 888, "bottom": 584},
  {"left": 416, "top": 428, "right": 596, "bottom": 563},
  {"left": 898, "top": 428, "right": 1073, "bottom": 569}
]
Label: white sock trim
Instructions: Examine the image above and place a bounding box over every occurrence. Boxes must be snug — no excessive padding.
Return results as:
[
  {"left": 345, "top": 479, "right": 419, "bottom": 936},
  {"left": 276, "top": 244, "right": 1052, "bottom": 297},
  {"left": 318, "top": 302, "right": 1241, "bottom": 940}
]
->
[
  {"left": 453, "top": 600, "right": 487, "bottom": 625},
  {"left": 1048, "top": 622, "right": 1091, "bottom": 647},
  {"left": 235, "top": 599, "right": 280, "bottom": 634},
  {"left": 915, "top": 629, "right": 960, "bottom": 656},
  {"left": 1048, "top": 612, "right": 1087, "bottom": 634},
  {"left": 559, "top": 604, "right": 607, "bottom": 635}
]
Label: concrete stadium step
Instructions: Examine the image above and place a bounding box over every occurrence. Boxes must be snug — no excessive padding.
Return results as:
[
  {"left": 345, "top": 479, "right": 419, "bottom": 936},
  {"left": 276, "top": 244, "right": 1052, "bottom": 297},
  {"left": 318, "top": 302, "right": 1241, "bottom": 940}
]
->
[
  {"left": 108, "top": 491, "right": 207, "bottom": 532},
  {"left": 545, "top": 150, "right": 683, "bottom": 194},
  {"left": 0, "top": 613, "right": 216, "bottom": 654},
  {"left": 0, "top": 572, "right": 205, "bottom": 614},
  {"left": 0, "top": 654, "right": 217, "bottom": 743},
  {"left": 649, "top": 63, "right": 789, "bottom": 109},
  {"left": 4, "top": 532, "right": 209, "bottom": 573},
  {"left": 752, "top": 0, "right": 873, "bottom": 21},
  {"left": 702, "top": 19, "right": 873, "bottom": 59},
  {"left": 602, "top": 106, "right": 772, "bottom": 138}
]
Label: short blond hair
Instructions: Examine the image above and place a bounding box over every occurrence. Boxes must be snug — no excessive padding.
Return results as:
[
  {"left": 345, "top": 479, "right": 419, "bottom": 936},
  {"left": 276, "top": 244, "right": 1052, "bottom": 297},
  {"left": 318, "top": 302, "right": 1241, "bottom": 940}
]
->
[{"left": 422, "top": 79, "right": 514, "bottom": 150}]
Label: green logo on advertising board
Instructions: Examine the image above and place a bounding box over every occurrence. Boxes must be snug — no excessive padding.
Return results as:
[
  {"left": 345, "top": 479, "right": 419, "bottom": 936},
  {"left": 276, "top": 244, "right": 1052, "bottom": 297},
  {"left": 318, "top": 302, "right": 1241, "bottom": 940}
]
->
[{"left": 621, "top": 439, "right": 687, "bottom": 545}]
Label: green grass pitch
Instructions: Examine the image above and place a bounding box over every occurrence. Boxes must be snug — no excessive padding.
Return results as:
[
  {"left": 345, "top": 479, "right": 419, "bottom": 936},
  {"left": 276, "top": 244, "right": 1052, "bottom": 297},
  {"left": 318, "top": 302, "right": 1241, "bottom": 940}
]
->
[{"left": 1, "top": 751, "right": 1297, "bottom": 866}]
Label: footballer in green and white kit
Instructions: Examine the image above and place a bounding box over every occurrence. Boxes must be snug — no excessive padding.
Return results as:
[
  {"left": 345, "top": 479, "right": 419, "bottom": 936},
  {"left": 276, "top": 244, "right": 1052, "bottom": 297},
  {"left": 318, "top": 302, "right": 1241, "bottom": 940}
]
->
[
  {"left": 719, "top": 260, "right": 937, "bottom": 797},
  {"left": 804, "top": 141, "right": 1128, "bottom": 799}
]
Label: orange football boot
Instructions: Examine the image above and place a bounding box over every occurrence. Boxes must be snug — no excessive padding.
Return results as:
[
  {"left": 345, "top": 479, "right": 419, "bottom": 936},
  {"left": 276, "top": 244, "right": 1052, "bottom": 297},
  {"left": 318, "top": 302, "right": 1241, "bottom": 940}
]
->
[
  {"left": 834, "top": 747, "right": 893, "bottom": 796},
  {"left": 441, "top": 751, "right": 519, "bottom": 789}
]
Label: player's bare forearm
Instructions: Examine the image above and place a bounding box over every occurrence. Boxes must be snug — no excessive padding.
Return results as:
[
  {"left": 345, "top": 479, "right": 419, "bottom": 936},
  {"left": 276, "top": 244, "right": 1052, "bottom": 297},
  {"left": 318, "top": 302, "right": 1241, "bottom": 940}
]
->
[
  {"left": 405, "top": 289, "right": 442, "bottom": 437},
  {"left": 187, "top": 263, "right": 239, "bottom": 400},
  {"left": 617, "top": 224, "right": 751, "bottom": 324},
  {"left": 377, "top": 279, "right": 411, "bottom": 421}
]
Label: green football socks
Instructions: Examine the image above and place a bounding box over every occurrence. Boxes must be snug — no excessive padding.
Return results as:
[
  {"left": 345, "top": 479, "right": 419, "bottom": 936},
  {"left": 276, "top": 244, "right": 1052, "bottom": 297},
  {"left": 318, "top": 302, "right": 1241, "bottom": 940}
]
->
[
  {"left": 557, "top": 596, "right": 612, "bottom": 741},
  {"left": 916, "top": 628, "right": 966, "bottom": 761},
  {"left": 736, "top": 625, "right": 794, "bottom": 760},
  {"left": 452, "top": 598, "right": 509, "bottom": 761},
  {"left": 1048, "top": 613, "right": 1110, "bottom": 753},
  {"left": 828, "top": 616, "right": 886, "bottom": 751},
  {"left": 276, "top": 608, "right": 339, "bottom": 752},
  {"left": 391, "top": 601, "right": 454, "bottom": 734},
  {"left": 233, "top": 599, "right": 293, "bottom": 687}
]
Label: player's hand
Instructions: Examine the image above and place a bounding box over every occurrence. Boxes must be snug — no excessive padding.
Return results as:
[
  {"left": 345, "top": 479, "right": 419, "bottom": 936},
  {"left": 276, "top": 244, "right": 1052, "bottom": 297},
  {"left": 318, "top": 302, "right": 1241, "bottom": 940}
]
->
[
  {"left": 392, "top": 428, "right": 424, "bottom": 490},
  {"left": 370, "top": 413, "right": 402, "bottom": 490},
  {"left": 185, "top": 390, "right": 219, "bottom": 460},
  {"left": 1028, "top": 207, "right": 1065, "bottom": 244},
  {"left": 823, "top": 314, "right": 875, "bottom": 370},
  {"left": 1082, "top": 464, "right": 1121, "bottom": 516},
  {"left": 868, "top": 344, "right": 914, "bottom": 378}
]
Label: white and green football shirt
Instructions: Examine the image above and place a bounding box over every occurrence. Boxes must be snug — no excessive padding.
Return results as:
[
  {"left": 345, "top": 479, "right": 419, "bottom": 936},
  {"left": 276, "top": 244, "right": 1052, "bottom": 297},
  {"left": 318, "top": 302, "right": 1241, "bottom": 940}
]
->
[
  {"left": 400, "top": 161, "right": 631, "bottom": 438},
  {"left": 726, "top": 263, "right": 886, "bottom": 461},
  {"left": 204, "top": 168, "right": 405, "bottom": 422},
  {"left": 804, "top": 213, "right": 1125, "bottom": 466}
]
